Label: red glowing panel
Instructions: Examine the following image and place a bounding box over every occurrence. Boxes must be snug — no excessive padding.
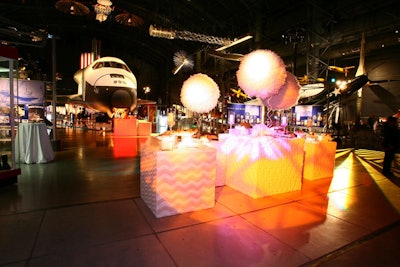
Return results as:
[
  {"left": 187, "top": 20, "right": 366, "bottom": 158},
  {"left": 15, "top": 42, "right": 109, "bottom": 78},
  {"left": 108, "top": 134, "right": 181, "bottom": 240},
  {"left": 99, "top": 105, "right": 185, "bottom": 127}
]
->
[
  {"left": 114, "top": 118, "right": 137, "bottom": 136},
  {"left": 112, "top": 138, "right": 138, "bottom": 158}
]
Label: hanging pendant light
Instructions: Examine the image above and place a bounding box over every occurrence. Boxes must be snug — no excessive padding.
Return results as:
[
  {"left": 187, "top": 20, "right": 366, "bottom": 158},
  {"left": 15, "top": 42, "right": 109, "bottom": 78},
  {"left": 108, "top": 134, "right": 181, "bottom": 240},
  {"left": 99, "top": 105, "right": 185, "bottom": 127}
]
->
[
  {"left": 94, "top": 0, "right": 113, "bottom": 22},
  {"left": 115, "top": 12, "right": 144, "bottom": 27},
  {"left": 55, "top": 0, "right": 90, "bottom": 16}
]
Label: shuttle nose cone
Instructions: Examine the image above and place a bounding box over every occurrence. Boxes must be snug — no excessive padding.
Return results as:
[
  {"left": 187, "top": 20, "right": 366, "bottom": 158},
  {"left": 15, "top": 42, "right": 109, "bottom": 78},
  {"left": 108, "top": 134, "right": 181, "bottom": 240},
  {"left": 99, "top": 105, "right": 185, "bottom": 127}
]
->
[{"left": 112, "top": 90, "right": 132, "bottom": 107}]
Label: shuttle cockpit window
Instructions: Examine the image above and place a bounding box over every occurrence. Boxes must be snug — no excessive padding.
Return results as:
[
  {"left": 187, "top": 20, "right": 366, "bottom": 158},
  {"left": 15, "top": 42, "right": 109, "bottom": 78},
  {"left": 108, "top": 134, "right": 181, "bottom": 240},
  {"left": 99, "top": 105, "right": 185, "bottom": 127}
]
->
[
  {"left": 120, "top": 64, "right": 131, "bottom": 72},
  {"left": 110, "top": 62, "right": 131, "bottom": 72},
  {"left": 92, "top": 61, "right": 131, "bottom": 72},
  {"left": 92, "top": 62, "right": 104, "bottom": 69}
]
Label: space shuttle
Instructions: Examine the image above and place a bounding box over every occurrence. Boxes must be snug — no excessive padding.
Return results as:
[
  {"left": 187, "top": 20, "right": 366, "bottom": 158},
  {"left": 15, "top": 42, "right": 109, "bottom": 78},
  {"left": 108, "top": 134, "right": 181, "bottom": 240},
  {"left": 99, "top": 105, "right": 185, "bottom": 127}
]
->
[{"left": 72, "top": 56, "right": 137, "bottom": 117}]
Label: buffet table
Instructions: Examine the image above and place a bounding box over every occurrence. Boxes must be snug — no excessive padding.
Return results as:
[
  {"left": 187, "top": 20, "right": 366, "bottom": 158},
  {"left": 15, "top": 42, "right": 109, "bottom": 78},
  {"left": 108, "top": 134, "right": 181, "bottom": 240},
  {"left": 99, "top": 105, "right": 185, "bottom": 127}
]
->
[
  {"left": 221, "top": 135, "right": 305, "bottom": 198},
  {"left": 16, "top": 123, "right": 54, "bottom": 164},
  {"left": 140, "top": 137, "right": 216, "bottom": 218}
]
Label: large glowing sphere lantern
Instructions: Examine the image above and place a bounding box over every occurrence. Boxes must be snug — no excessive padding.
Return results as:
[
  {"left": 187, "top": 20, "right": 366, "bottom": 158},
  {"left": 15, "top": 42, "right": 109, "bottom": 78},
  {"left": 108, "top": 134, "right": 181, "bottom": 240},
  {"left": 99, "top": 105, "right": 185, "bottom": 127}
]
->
[
  {"left": 180, "top": 73, "right": 220, "bottom": 113},
  {"left": 237, "top": 49, "right": 287, "bottom": 99},
  {"left": 262, "top": 72, "right": 301, "bottom": 110}
]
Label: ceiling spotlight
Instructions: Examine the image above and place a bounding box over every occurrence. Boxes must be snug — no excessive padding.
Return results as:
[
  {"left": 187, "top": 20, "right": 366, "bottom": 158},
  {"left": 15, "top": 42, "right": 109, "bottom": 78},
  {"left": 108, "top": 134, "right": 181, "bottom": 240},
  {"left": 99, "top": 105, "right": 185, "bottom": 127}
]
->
[{"left": 143, "top": 86, "right": 151, "bottom": 94}]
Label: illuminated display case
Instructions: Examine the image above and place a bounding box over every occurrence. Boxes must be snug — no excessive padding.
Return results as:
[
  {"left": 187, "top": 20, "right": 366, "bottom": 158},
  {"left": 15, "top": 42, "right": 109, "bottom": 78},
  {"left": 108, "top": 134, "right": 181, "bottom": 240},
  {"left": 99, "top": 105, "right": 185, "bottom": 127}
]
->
[{"left": 0, "top": 46, "right": 21, "bottom": 185}]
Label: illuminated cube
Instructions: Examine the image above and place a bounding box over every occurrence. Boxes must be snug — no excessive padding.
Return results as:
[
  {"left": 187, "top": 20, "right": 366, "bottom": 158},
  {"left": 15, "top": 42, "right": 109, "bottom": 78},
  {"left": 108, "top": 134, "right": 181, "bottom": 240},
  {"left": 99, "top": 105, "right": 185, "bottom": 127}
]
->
[
  {"left": 225, "top": 136, "right": 305, "bottom": 198},
  {"left": 303, "top": 141, "right": 337, "bottom": 180},
  {"left": 137, "top": 121, "right": 152, "bottom": 136},
  {"left": 140, "top": 141, "right": 216, "bottom": 218},
  {"left": 113, "top": 118, "right": 137, "bottom": 136},
  {"left": 204, "top": 140, "right": 228, "bottom": 186}
]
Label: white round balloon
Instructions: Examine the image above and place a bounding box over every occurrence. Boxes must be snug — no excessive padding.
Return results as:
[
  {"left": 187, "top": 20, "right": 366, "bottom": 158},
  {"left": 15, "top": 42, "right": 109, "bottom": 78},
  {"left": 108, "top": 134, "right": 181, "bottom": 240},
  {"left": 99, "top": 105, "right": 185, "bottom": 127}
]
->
[
  {"left": 180, "top": 73, "right": 220, "bottom": 113},
  {"left": 237, "top": 49, "right": 287, "bottom": 99}
]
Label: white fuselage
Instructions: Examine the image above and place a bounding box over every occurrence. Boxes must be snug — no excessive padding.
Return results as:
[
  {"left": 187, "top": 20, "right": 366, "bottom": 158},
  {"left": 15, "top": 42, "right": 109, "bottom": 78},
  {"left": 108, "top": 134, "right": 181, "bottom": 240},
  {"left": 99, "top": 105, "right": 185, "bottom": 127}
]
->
[{"left": 73, "top": 57, "right": 137, "bottom": 117}]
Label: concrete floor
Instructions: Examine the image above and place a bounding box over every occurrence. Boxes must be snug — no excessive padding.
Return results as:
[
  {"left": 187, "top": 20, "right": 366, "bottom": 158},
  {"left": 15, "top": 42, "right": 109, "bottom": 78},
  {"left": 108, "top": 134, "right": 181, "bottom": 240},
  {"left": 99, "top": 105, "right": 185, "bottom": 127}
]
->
[{"left": 1, "top": 127, "right": 400, "bottom": 267}]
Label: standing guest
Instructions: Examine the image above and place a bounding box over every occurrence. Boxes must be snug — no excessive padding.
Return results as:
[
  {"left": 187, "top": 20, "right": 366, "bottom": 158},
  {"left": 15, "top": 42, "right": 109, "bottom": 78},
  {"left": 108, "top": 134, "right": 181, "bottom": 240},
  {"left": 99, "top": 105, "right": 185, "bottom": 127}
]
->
[{"left": 382, "top": 116, "right": 399, "bottom": 177}]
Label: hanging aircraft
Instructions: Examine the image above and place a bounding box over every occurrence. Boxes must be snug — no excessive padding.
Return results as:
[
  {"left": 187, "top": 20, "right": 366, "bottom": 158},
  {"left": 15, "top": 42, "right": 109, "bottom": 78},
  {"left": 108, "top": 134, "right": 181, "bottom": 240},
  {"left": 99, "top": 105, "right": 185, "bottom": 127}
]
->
[
  {"left": 309, "top": 33, "right": 400, "bottom": 110},
  {"left": 72, "top": 56, "right": 137, "bottom": 118},
  {"left": 327, "top": 65, "right": 355, "bottom": 77},
  {"left": 300, "top": 34, "right": 369, "bottom": 105}
]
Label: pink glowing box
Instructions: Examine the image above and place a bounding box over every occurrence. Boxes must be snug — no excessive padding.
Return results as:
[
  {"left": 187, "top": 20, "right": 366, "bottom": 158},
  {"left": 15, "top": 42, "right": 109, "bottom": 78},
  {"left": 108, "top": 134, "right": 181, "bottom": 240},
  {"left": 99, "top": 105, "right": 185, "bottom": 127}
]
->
[{"left": 140, "top": 138, "right": 216, "bottom": 218}]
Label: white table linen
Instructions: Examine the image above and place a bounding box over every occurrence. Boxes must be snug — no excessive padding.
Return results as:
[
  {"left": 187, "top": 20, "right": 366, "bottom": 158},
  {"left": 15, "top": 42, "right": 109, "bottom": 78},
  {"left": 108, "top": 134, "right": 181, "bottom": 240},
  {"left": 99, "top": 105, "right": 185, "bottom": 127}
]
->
[{"left": 16, "top": 123, "right": 54, "bottom": 164}]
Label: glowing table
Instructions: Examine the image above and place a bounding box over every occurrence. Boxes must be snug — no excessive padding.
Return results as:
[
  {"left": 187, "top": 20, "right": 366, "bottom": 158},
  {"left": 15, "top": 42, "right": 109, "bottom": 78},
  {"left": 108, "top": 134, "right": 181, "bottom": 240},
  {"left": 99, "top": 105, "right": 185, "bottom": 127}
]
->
[
  {"left": 203, "top": 140, "right": 228, "bottom": 186},
  {"left": 222, "top": 136, "right": 305, "bottom": 198},
  {"left": 137, "top": 120, "right": 152, "bottom": 136},
  {"left": 15, "top": 123, "right": 54, "bottom": 164},
  {"left": 140, "top": 138, "right": 216, "bottom": 218},
  {"left": 113, "top": 118, "right": 137, "bottom": 136},
  {"left": 303, "top": 141, "right": 337, "bottom": 180}
]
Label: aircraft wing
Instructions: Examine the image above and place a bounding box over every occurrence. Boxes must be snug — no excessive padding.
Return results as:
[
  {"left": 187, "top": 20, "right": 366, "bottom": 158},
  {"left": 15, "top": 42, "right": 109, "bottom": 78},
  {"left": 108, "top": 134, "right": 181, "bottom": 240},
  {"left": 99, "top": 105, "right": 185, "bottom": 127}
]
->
[{"left": 46, "top": 94, "right": 84, "bottom": 106}]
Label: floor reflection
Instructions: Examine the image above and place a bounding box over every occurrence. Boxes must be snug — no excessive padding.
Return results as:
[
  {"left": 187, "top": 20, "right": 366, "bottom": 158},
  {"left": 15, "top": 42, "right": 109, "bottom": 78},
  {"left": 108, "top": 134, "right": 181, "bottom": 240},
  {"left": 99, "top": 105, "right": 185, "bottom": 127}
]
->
[{"left": 0, "top": 128, "right": 400, "bottom": 266}]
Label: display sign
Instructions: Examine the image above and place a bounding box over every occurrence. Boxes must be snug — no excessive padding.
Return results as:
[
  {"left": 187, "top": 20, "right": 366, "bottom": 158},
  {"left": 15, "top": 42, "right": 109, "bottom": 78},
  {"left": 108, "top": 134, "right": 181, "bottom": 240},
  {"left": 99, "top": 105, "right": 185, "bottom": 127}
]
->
[
  {"left": 293, "top": 105, "right": 323, "bottom": 126},
  {"left": 0, "top": 78, "right": 45, "bottom": 107},
  {"left": 227, "top": 103, "right": 261, "bottom": 125},
  {"left": 0, "top": 79, "right": 45, "bottom": 124}
]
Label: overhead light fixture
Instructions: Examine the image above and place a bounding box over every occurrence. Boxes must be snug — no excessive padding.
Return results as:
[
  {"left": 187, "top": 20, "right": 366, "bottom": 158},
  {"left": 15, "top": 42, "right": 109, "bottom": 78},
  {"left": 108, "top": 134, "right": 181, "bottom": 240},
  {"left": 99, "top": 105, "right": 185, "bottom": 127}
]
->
[
  {"left": 207, "top": 51, "right": 243, "bottom": 61},
  {"left": 94, "top": 0, "right": 113, "bottom": 22},
  {"left": 56, "top": 0, "right": 143, "bottom": 27},
  {"left": 149, "top": 25, "right": 230, "bottom": 45},
  {"left": 172, "top": 50, "right": 194, "bottom": 75},
  {"left": 215, "top": 35, "right": 253, "bottom": 51},
  {"left": 55, "top": 0, "right": 90, "bottom": 16},
  {"left": 172, "top": 62, "right": 185, "bottom": 75},
  {"left": 115, "top": 12, "right": 144, "bottom": 27},
  {"left": 282, "top": 27, "right": 305, "bottom": 44},
  {"left": 149, "top": 25, "right": 176, "bottom": 39}
]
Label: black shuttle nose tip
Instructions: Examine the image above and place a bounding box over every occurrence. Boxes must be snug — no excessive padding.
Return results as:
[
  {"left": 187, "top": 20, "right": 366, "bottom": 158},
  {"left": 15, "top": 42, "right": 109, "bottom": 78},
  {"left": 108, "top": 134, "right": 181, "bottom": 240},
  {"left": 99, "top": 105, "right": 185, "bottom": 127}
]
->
[{"left": 112, "top": 90, "right": 132, "bottom": 107}]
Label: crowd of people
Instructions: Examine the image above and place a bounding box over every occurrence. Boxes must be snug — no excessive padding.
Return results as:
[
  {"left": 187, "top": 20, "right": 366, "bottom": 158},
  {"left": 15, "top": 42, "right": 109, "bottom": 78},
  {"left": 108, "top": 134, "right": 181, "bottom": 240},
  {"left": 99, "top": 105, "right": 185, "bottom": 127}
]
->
[{"left": 382, "top": 115, "right": 399, "bottom": 177}]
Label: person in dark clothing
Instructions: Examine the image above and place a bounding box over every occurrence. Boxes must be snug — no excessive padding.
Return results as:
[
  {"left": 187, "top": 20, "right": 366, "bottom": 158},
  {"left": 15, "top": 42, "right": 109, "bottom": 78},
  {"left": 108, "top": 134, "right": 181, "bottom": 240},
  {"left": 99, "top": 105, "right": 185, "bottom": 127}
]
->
[{"left": 382, "top": 116, "right": 399, "bottom": 177}]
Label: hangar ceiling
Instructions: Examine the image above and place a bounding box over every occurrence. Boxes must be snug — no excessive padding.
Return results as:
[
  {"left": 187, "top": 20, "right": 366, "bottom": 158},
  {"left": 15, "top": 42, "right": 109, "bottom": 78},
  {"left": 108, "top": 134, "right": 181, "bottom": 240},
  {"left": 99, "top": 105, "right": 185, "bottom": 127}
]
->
[{"left": 0, "top": 0, "right": 399, "bottom": 102}]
